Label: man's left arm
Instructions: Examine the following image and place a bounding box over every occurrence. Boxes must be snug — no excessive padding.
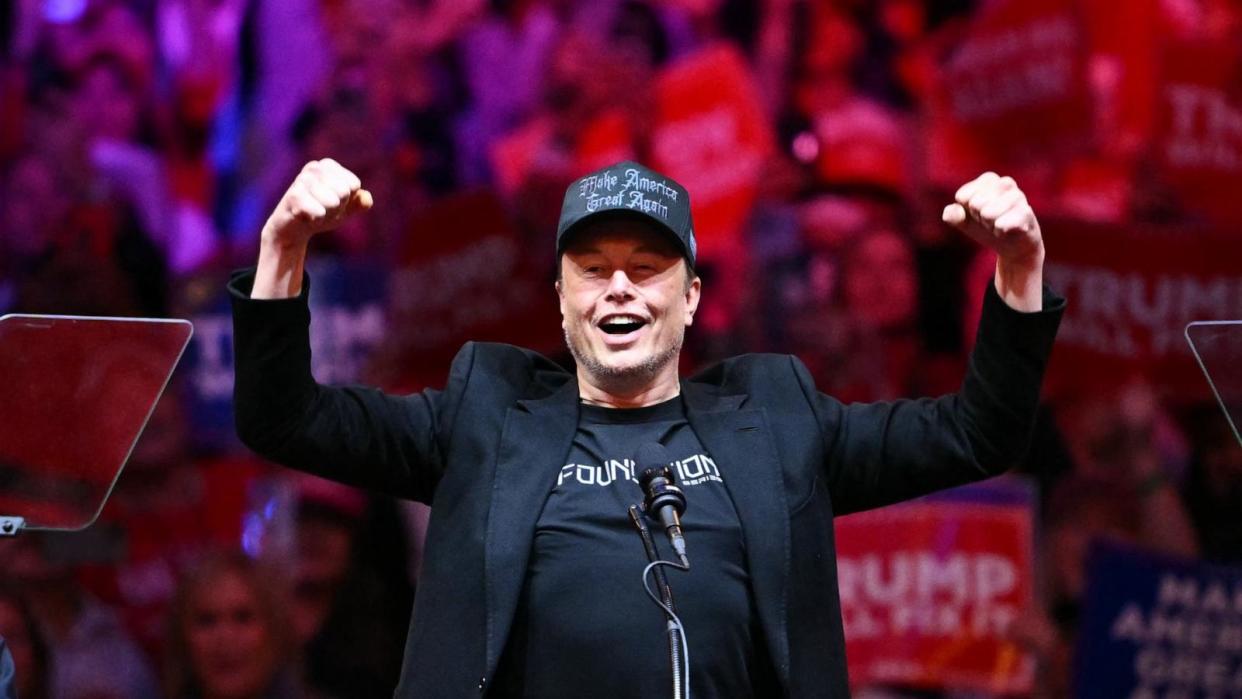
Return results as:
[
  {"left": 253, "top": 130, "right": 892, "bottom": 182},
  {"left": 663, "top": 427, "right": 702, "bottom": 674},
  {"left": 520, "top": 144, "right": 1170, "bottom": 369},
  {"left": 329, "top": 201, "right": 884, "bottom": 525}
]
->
[{"left": 809, "top": 173, "right": 1065, "bottom": 515}]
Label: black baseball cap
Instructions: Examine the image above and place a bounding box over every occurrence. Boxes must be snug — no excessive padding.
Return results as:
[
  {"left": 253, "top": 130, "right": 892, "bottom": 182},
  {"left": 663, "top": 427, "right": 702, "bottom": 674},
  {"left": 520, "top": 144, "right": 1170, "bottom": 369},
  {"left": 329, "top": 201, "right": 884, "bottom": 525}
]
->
[{"left": 556, "top": 160, "right": 697, "bottom": 270}]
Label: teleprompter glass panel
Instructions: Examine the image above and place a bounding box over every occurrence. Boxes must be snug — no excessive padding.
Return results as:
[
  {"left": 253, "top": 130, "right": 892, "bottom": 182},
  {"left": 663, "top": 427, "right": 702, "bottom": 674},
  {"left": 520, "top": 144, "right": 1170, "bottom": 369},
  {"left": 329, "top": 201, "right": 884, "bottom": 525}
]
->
[
  {"left": 1186, "top": 321, "right": 1242, "bottom": 448},
  {"left": 0, "top": 315, "right": 192, "bottom": 530}
]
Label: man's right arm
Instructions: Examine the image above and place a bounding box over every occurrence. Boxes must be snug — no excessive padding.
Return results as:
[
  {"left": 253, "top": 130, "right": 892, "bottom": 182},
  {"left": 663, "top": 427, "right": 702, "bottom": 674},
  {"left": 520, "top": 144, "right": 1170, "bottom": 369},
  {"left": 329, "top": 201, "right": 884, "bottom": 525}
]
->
[
  {"left": 233, "top": 160, "right": 451, "bottom": 503},
  {"left": 251, "top": 158, "right": 372, "bottom": 299}
]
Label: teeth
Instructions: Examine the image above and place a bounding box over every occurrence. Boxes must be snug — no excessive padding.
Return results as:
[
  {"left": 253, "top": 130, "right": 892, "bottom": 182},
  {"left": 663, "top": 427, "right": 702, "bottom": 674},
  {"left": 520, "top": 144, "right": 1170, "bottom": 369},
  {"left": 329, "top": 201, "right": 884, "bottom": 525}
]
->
[{"left": 600, "top": 315, "right": 645, "bottom": 325}]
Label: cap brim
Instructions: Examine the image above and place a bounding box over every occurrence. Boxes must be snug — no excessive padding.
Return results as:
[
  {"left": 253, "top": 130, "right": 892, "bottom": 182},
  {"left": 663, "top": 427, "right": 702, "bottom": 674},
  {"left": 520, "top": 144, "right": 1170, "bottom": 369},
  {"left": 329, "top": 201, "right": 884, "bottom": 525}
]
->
[{"left": 557, "top": 210, "right": 693, "bottom": 268}]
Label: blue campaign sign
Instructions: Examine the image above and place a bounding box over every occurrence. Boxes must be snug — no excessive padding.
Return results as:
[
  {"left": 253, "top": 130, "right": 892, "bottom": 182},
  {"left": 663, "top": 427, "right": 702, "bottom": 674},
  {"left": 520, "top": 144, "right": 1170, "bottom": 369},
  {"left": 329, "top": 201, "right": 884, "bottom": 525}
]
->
[
  {"left": 180, "top": 259, "right": 388, "bottom": 451},
  {"left": 1075, "top": 542, "right": 1242, "bottom": 698}
]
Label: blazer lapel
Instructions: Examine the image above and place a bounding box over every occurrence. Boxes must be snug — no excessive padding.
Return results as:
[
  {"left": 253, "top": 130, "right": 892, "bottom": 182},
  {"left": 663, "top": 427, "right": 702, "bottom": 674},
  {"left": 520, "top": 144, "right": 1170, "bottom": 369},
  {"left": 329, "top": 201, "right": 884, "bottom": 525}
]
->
[
  {"left": 483, "top": 377, "right": 580, "bottom": 680},
  {"left": 683, "top": 381, "right": 792, "bottom": 687}
]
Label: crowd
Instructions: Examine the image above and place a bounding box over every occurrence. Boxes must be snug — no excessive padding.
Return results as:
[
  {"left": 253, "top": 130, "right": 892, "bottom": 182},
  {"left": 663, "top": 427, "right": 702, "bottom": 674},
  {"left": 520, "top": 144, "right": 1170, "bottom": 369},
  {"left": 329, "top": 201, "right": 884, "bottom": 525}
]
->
[{"left": 0, "top": 0, "right": 1240, "bottom": 696}]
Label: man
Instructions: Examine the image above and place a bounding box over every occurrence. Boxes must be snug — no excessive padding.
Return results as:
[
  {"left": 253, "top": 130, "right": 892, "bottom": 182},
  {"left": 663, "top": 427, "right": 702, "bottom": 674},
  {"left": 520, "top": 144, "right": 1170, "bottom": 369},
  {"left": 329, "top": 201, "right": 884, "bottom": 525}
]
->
[{"left": 231, "top": 159, "right": 1063, "bottom": 697}]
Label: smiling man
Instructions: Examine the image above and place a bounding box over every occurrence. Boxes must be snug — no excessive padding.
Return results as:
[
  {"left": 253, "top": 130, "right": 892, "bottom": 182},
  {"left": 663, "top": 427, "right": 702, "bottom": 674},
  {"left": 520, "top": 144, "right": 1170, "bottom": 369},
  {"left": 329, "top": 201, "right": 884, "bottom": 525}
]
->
[
  {"left": 230, "top": 160, "right": 1063, "bottom": 697},
  {"left": 557, "top": 217, "right": 699, "bottom": 407}
]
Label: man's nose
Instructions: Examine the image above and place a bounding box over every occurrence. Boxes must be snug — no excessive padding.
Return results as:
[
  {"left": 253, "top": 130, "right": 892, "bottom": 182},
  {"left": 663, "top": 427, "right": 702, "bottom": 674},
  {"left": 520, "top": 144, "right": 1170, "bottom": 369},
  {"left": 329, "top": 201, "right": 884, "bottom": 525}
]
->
[{"left": 604, "top": 270, "right": 635, "bottom": 300}]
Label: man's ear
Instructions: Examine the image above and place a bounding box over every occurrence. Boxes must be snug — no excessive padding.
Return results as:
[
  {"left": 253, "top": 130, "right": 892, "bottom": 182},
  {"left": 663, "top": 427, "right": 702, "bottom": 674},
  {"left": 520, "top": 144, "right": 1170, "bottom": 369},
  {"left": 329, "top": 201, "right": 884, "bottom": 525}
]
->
[
  {"left": 684, "top": 276, "right": 702, "bottom": 326},
  {"left": 556, "top": 279, "right": 567, "bottom": 327}
]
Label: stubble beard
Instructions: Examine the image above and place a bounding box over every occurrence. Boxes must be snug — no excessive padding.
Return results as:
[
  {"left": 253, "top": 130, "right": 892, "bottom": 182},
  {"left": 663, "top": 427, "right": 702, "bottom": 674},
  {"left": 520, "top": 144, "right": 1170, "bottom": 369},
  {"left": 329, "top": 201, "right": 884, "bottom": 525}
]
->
[{"left": 564, "top": 324, "right": 683, "bottom": 393}]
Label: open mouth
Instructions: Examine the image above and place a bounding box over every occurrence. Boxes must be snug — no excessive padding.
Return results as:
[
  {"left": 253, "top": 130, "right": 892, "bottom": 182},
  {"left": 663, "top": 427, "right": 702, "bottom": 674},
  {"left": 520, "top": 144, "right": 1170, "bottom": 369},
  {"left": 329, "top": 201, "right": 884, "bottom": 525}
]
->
[{"left": 598, "top": 314, "right": 649, "bottom": 336}]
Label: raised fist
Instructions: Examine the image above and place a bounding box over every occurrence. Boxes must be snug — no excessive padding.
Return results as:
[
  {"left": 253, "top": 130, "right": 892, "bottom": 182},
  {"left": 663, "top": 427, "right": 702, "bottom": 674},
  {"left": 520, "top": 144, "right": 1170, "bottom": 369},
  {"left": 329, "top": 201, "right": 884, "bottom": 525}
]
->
[
  {"left": 262, "top": 158, "right": 373, "bottom": 248},
  {"left": 942, "top": 172, "right": 1043, "bottom": 265}
]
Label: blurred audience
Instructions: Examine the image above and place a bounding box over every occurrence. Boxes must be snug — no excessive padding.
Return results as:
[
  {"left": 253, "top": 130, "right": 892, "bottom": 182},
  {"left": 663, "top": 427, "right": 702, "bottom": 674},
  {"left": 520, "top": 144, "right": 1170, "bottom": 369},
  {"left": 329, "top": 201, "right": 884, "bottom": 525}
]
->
[
  {"left": 76, "top": 389, "right": 265, "bottom": 663},
  {"left": 1, "top": 0, "right": 1240, "bottom": 696},
  {"left": 0, "top": 535, "right": 160, "bottom": 699},
  {"left": 1056, "top": 380, "right": 1199, "bottom": 558}
]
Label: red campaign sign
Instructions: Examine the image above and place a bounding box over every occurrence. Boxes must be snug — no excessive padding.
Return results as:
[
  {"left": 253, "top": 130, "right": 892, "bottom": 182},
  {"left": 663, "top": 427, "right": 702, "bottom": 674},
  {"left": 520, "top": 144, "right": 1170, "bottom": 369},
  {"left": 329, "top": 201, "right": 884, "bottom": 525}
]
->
[
  {"left": 1041, "top": 218, "right": 1242, "bottom": 401},
  {"left": 1077, "top": 0, "right": 1162, "bottom": 153},
  {"left": 487, "top": 117, "right": 555, "bottom": 199},
  {"left": 835, "top": 494, "right": 1036, "bottom": 693},
  {"left": 649, "top": 44, "right": 774, "bottom": 262},
  {"left": 575, "top": 109, "right": 638, "bottom": 174},
  {"left": 1152, "top": 38, "right": 1242, "bottom": 226},
  {"left": 383, "top": 190, "right": 563, "bottom": 392},
  {"left": 933, "top": 0, "right": 1091, "bottom": 167},
  {"left": 489, "top": 109, "right": 637, "bottom": 200}
]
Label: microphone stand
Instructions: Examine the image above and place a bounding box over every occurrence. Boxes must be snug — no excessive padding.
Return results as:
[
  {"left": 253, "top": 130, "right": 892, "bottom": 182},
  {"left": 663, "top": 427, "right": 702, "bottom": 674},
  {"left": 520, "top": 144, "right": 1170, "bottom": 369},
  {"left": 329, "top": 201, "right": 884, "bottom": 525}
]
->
[{"left": 628, "top": 505, "right": 688, "bottom": 699}]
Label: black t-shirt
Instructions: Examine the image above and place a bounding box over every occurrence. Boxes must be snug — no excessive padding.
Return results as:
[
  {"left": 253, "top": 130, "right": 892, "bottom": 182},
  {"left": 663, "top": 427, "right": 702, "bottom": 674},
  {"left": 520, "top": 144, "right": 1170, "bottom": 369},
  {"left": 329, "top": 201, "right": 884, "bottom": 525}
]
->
[{"left": 494, "top": 396, "right": 776, "bottom": 697}]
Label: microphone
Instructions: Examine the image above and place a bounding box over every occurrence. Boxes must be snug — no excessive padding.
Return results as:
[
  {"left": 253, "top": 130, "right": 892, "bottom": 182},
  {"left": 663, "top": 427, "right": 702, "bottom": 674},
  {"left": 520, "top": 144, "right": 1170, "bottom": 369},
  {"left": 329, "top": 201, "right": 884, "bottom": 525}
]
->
[{"left": 636, "top": 443, "right": 689, "bottom": 567}]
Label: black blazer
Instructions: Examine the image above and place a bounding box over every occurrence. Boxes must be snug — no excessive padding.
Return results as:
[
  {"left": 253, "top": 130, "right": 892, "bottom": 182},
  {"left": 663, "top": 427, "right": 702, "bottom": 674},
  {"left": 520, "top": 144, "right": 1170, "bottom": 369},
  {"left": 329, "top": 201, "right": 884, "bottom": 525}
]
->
[{"left": 230, "top": 271, "right": 1064, "bottom": 697}]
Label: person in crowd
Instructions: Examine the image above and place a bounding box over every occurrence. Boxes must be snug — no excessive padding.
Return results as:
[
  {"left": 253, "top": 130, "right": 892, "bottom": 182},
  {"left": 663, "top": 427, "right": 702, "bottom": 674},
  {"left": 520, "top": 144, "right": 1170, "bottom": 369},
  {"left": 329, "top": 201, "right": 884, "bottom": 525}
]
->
[
  {"left": 828, "top": 226, "right": 930, "bottom": 401},
  {"left": 283, "top": 475, "right": 413, "bottom": 697},
  {"left": 164, "top": 551, "right": 310, "bottom": 699},
  {"left": 1182, "top": 403, "right": 1242, "bottom": 563},
  {"left": 0, "top": 586, "right": 50, "bottom": 699},
  {"left": 781, "top": 1, "right": 912, "bottom": 196},
  {"left": 764, "top": 222, "right": 952, "bottom": 405},
  {"left": 0, "top": 147, "right": 73, "bottom": 312}
]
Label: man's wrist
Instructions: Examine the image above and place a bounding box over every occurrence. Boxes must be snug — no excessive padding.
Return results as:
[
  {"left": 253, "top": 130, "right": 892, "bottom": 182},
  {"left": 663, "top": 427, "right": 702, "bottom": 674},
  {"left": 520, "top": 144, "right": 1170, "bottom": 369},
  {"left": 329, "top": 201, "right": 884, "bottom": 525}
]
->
[
  {"left": 253, "top": 224, "right": 310, "bottom": 299},
  {"left": 994, "top": 245, "right": 1045, "bottom": 312},
  {"left": 259, "top": 219, "right": 309, "bottom": 253}
]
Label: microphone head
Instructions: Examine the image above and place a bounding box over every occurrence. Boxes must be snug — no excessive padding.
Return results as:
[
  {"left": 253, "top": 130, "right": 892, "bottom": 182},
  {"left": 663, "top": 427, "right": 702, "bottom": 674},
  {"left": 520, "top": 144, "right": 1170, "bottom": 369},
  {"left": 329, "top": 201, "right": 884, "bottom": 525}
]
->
[
  {"left": 639, "top": 466, "right": 672, "bottom": 492},
  {"left": 635, "top": 443, "right": 686, "bottom": 516},
  {"left": 636, "top": 443, "right": 673, "bottom": 492},
  {"left": 634, "top": 442, "right": 671, "bottom": 478}
]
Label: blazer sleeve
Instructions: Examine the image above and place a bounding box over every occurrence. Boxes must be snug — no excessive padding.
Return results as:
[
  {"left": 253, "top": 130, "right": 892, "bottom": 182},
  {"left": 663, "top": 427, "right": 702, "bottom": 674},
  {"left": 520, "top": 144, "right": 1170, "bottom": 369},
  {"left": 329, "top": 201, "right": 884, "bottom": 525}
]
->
[
  {"left": 796, "top": 281, "right": 1065, "bottom": 516},
  {"left": 229, "top": 269, "right": 468, "bottom": 504}
]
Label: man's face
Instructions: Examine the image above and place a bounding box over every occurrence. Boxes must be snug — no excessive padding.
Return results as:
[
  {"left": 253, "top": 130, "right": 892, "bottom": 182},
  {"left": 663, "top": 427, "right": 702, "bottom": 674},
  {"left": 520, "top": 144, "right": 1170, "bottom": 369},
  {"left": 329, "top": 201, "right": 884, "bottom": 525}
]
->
[{"left": 557, "top": 220, "right": 700, "bottom": 389}]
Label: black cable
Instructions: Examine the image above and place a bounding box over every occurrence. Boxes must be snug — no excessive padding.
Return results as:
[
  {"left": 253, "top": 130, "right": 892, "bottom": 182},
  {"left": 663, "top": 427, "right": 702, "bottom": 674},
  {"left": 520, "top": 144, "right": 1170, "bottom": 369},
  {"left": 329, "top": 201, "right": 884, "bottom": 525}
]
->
[
  {"left": 629, "top": 505, "right": 692, "bottom": 699},
  {"left": 642, "top": 559, "right": 691, "bottom": 699}
]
